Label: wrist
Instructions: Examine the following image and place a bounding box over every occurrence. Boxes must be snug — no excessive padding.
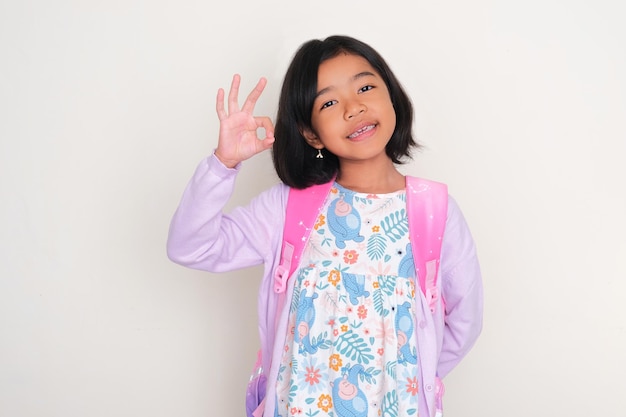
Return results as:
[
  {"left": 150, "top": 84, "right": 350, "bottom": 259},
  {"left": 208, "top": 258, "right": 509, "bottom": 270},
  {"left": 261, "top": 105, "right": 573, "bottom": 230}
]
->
[{"left": 213, "top": 150, "right": 240, "bottom": 169}]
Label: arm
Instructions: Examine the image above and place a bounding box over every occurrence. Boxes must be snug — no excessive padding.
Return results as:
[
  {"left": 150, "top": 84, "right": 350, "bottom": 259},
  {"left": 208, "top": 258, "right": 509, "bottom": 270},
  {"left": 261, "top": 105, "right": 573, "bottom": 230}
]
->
[
  {"left": 166, "top": 74, "right": 280, "bottom": 272},
  {"left": 437, "top": 197, "right": 484, "bottom": 378},
  {"left": 166, "top": 153, "right": 287, "bottom": 272}
]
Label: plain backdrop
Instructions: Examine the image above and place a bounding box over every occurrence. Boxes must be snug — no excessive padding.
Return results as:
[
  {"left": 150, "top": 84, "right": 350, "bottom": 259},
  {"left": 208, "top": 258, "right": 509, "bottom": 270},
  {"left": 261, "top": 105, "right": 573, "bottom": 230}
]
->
[{"left": 1, "top": 1, "right": 625, "bottom": 416}]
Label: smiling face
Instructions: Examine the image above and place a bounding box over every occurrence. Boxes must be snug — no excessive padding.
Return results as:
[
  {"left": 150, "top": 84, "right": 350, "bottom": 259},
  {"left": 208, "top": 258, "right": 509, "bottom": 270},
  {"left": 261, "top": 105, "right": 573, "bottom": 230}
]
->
[{"left": 303, "top": 53, "right": 397, "bottom": 167}]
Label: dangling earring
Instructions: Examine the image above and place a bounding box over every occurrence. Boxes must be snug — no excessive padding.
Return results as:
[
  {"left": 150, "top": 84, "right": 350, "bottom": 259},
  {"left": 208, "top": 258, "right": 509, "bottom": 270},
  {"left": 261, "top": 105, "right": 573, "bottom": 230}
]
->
[{"left": 316, "top": 149, "right": 324, "bottom": 159}]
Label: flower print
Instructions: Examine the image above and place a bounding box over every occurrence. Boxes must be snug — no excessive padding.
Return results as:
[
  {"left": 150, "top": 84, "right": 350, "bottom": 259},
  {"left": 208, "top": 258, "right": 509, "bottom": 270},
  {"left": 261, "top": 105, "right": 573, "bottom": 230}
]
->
[
  {"left": 405, "top": 376, "right": 419, "bottom": 396},
  {"left": 305, "top": 366, "right": 321, "bottom": 386},
  {"left": 304, "top": 280, "right": 310, "bottom": 287},
  {"left": 329, "top": 353, "right": 343, "bottom": 371},
  {"left": 343, "top": 250, "right": 359, "bottom": 264},
  {"left": 328, "top": 269, "right": 341, "bottom": 286},
  {"left": 290, "top": 407, "right": 302, "bottom": 415},
  {"left": 374, "top": 317, "right": 396, "bottom": 347},
  {"left": 373, "top": 281, "right": 380, "bottom": 289},
  {"left": 314, "top": 214, "right": 326, "bottom": 230},
  {"left": 317, "top": 394, "right": 333, "bottom": 412},
  {"left": 377, "top": 348, "right": 384, "bottom": 356},
  {"left": 341, "top": 324, "right": 349, "bottom": 332},
  {"left": 331, "top": 250, "right": 339, "bottom": 257},
  {"left": 357, "top": 305, "right": 368, "bottom": 319},
  {"left": 327, "top": 318, "right": 336, "bottom": 327},
  {"left": 368, "top": 261, "right": 391, "bottom": 277},
  {"left": 330, "top": 187, "right": 338, "bottom": 194},
  {"left": 366, "top": 194, "right": 379, "bottom": 199},
  {"left": 399, "top": 368, "right": 420, "bottom": 403},
  {"left": 372, "top": 225, "right": 380, "bottom": 233},
  {"left": 298, "top": 357, "right": 328, "bottom": 394},
  {"left": 333, "top": 328, "right": 339, "bottom": 337}
]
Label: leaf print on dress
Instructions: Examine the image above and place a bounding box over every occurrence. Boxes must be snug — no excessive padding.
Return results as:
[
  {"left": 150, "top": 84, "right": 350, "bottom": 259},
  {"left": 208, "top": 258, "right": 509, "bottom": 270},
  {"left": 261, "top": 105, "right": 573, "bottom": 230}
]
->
[
  {"left": 373, "top": 288, "right": 390, "bottom": 317},
  {"left": 372, "top": 274, "right": 398, "bottom": 315},
  {"left": 366, "top": 233, "right": 387, "bottom": 261},
  {"left": 381, "top": 390, "right": 399, "bottom": 417},
  {"left": 381, "top": 209, "right": 408, "bottom": 243},
  {"left": 335, "top": 330, "right": 375, "bottom": 364},
  {"left": 377, "top": 275, "right": 397, "bottom": 296}
]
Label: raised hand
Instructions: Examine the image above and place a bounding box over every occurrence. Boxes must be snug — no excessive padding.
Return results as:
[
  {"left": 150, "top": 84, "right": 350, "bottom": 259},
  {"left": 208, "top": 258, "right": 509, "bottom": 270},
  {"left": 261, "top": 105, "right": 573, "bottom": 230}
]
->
[{"left": 214, "top": 74, "right": 275, "bottom": 168}]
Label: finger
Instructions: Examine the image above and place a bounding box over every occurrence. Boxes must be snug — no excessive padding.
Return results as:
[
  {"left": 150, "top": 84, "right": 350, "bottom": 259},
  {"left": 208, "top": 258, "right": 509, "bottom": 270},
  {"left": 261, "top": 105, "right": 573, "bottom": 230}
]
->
[
  {"left": 227, "top": 74, "right": 241, "bottom": 115},
  {"left": 255, "top": 116, "right": 275, "bottom": 139},
  {"left": 258, "top": 135, "right": 276, "bottom": 152},
  {"left": 241, "top": 77, "right": 267, "bottom": 114},
  {"left": 216, "top": 88, "right": 226, "bottom": 121}
]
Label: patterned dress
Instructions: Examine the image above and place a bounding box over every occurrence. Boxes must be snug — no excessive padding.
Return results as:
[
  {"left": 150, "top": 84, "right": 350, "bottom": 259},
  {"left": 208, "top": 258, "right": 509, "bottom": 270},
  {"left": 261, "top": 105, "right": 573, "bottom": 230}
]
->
[{"left": 275, "top": 183, "right": 421, "bottom": 417}]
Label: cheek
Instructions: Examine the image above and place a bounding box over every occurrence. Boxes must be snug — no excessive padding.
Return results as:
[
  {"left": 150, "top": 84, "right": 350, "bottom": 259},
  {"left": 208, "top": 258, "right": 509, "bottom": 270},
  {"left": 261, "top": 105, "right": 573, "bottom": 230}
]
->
[
  {"left": 387, "top": 105, "right": 397, "bottom": 133},
  {"left": 310, "top": 115, "right": 337, "bottom": 140}
]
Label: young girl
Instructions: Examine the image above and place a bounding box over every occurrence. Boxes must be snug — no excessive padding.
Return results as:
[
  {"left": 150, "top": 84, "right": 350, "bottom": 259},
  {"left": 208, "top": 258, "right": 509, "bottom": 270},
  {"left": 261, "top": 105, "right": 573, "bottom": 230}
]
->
[{"left": 167, "top": 35, "right": 483, "bottom": 417}]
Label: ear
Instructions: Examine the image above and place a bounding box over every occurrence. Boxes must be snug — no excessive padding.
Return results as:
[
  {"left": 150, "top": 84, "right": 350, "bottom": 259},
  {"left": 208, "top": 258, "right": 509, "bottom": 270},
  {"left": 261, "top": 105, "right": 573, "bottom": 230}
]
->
[{"left": 301, "top": 128, "right": 324, "bottom": 149}]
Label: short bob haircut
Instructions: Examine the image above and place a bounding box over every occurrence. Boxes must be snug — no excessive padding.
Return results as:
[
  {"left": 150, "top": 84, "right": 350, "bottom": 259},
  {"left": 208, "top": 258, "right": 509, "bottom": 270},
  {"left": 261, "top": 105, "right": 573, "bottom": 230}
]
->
[{"left": 272, "top": 35, "right": 419, "bottom": 189}]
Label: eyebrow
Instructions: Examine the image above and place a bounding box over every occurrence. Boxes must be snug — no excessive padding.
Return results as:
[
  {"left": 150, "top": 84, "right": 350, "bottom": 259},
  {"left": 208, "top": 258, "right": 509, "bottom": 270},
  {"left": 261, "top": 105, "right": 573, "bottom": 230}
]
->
[{"left": 315, "top": 71, "right": 377, "bottom": 99}]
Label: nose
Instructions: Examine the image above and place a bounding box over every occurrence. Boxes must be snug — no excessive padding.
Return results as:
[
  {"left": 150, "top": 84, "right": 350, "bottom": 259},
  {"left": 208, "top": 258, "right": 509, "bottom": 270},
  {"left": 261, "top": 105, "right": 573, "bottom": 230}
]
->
[{"left": 344, "top": 100, "right": 366, "bottom": 120}]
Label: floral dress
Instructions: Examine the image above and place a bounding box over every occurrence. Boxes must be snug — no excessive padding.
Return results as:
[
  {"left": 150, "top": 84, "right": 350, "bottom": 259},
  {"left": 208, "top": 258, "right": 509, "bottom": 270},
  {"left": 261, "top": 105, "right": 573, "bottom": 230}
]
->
[{"left": 275, "top": 183, "right": 421, "bottom": 417}]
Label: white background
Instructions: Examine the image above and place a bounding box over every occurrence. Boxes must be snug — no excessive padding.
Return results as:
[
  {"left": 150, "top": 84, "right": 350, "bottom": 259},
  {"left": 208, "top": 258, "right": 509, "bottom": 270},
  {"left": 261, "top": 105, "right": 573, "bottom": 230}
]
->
[{"left": 1, "top": 1, "right": 625, "bottom": 416}]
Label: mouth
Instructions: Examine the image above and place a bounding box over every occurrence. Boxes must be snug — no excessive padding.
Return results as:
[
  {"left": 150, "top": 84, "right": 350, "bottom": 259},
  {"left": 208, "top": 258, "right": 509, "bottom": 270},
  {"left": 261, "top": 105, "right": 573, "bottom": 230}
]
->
[{"left": 347, "top": 124, "right": 376, "bottom": 140}]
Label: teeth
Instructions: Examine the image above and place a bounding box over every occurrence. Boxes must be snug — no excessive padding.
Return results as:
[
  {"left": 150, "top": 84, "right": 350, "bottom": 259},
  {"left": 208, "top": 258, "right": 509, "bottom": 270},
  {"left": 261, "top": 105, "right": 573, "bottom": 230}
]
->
[{"left": 348, "top": 125, "right": 374, "bottom": 139}]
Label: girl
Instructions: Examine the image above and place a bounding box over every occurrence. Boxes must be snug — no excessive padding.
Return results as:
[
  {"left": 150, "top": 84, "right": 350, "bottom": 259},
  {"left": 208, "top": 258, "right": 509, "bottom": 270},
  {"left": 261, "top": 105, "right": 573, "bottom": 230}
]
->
[{"left": 167, "top": 35, "right": 483, "bottom": 417}]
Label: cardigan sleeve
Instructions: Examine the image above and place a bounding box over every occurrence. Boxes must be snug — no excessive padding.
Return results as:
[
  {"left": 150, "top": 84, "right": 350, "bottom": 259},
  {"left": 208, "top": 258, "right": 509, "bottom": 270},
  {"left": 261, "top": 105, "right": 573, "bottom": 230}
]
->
[
  {"left": 166, "top": 153, "right": 287, "bottom": 273},
  {"left": 437, "top": 196, "right": 484, "bottom": 378}
]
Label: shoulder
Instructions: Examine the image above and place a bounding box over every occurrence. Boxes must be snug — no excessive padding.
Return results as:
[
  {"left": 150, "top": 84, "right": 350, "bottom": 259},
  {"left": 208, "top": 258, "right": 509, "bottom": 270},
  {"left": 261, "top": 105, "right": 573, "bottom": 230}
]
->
[
  {"left": 440, "top": 194, "right": 480, "bottom": 278},
  {"left": 243, "top": 181, "right": 290, "bottom": 226}
]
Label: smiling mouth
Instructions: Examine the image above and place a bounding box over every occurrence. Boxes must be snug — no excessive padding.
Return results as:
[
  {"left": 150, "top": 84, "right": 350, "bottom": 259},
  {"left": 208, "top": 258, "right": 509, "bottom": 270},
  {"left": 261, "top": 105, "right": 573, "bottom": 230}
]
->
[{"left": 348, "top": 124, "right": 375, "bottom": 139}]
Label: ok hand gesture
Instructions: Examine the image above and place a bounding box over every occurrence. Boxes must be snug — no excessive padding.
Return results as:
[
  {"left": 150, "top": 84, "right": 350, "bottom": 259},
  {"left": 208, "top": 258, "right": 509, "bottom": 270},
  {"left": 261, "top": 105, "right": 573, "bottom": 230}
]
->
[{"left": 214, "top": 74, "right": 275, "bottom": 168}]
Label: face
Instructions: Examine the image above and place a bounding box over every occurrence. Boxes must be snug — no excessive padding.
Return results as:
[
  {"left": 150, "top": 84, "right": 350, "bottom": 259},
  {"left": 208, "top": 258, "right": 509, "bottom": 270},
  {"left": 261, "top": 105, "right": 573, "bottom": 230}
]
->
[{"left": 304, "top": 53, "right": 396, "bottom": 165}]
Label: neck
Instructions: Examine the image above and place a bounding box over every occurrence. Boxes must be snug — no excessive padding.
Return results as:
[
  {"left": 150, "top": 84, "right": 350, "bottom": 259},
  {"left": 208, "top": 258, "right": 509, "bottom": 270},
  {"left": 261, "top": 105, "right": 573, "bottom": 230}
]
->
[{"left": 336, "top": 158, "right": 405, "bottom": 194}]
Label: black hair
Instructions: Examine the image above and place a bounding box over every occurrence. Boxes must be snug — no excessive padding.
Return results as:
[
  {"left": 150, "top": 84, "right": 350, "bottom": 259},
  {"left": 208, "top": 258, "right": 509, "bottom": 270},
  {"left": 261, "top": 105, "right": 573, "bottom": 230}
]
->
[{"left": 272, "top": 35, "right": 419, "bottom": 189}]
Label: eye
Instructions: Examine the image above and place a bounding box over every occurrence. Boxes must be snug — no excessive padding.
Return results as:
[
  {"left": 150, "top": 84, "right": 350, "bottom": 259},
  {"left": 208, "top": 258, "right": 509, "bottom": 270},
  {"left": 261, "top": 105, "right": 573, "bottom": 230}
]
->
[
  {"left": 359, "top": 85, "right": 374, "bottom": 93},
  {"left": 320, "top": 100, "right": 336, "bottom": 110}
]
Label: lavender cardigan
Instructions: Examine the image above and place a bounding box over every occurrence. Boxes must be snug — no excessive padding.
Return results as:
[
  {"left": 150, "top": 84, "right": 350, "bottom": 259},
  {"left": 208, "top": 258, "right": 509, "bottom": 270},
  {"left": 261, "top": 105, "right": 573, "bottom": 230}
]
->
[{"left": 167, "top": 153, "right": 483, "bottom": 417}]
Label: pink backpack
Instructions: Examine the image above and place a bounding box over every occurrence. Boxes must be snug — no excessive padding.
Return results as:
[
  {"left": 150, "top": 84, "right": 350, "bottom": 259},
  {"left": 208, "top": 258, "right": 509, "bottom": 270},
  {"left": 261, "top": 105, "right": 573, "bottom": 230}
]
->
[{"left": 246, "top": 177, "right": 448, "bottom": 417}]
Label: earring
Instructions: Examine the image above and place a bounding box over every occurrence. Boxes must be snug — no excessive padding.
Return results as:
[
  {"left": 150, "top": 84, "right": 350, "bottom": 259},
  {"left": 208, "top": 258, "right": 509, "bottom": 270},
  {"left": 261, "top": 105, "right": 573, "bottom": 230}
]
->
[{"left": 316, "top": 149, "right": 324, "bottom": 159}]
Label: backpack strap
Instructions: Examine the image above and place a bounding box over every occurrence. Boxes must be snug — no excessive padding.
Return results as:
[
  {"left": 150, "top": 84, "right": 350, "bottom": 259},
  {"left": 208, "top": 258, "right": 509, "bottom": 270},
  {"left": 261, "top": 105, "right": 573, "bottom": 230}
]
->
[
  {"left": 273, "top": 180, "right": 335, "bottom": 294},
  {"left": 406, "top": 176, "right": 448, "bottom": 313},
  {"left": 249, "top": 181, "right": 333, "bottom": 417}
]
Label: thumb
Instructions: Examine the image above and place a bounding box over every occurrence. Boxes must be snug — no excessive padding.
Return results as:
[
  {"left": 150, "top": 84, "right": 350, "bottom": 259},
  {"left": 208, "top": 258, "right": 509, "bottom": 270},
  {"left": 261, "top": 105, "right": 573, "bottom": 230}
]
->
[{"left": 258, "top": 135, "right": 275, "bottom": 152}]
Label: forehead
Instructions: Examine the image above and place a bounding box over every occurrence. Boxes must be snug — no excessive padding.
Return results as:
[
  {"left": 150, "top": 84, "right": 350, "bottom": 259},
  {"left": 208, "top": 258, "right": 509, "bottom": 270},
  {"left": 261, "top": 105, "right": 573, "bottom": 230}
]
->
[{"left": 316, "top": 53, "right": 380, "bottom": 89}]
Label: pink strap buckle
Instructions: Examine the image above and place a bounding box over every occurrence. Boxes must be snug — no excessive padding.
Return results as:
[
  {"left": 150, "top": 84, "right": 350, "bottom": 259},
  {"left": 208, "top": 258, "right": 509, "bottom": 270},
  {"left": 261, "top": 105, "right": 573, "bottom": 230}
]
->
[{"left": 273, "top": 243, "right": 294, "bottom": 293}]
